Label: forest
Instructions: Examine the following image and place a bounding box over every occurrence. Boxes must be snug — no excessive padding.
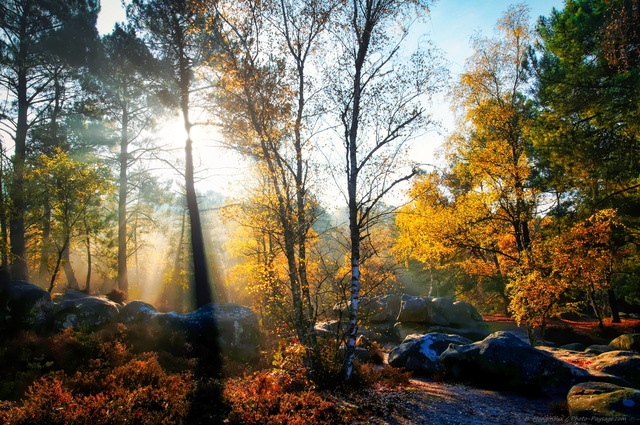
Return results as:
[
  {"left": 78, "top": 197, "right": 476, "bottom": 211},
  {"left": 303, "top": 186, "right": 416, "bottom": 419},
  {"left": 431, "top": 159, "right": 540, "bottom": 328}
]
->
[{"left": 1, "top": 0, "right": 640, "bottom": 423}]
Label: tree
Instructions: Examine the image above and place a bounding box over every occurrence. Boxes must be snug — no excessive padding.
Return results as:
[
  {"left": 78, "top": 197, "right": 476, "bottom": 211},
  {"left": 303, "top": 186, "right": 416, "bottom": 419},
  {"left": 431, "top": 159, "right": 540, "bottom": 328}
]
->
[
  {"left": 532, "top": 0, "right": 640, "bottom": 315},
  {"left": 554, "top": 209, "right": 627, "bottom": 327},
  {"left": 396, "top": 170, "right": 517, "bottom": 312},
  {"left": 450, "top": 3, "right": 537, "bottom": 256},
  {"left": 508, "top": 209, "right": 628, "bottom": 341},
  {"left": 533, "top": 0, "right": 640, "bottom": 218},
  {"left": 206, "top": 0, "right": 332, "bottom": 369},
  {"left": 29, "top": 149, "right": 113, "bottom": 293},
  {"left": 326, "top": 0, "right": 444, "bottom": 380},
  {"left": 95, "top": 23, "right": 169, "bottom": 297},
  {"left": 128, "top": 0, "right": 215, "bottom": 309},
  {"left": 0, "top": 0, "right": 99, "bottom": 280},
  {"left": 396, "top": 4, "right": 539, "bottom": 314}
]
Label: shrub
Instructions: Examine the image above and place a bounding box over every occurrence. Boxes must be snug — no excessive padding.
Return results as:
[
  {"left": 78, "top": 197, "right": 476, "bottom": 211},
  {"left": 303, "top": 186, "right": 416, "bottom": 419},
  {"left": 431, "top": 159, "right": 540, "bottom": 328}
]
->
[
  {"left": 352, "top": 363, "right": 411, "bottom": 389},
  {"left": 2, "top": 354, "right": 193, "bottom": 425},
  {"left": 106, "top": 288, "right": 127, "bottom": 304},
  {"left": 223, "top": 371, "right": 350, "bottom": 425}
]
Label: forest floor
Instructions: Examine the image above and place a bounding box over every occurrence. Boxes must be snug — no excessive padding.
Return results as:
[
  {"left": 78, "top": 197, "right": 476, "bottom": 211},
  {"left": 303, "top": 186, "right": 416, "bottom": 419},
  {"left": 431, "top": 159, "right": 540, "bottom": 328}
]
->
[{"left": 363, "top": 315, "right": 640, "bottom": 425}]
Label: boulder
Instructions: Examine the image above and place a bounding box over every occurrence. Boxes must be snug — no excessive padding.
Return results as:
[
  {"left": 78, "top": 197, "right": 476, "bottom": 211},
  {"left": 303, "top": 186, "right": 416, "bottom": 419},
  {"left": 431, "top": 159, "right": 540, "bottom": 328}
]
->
[
  {"left": 450, "top": 301, "right": 484, "bottom": 328},
  {"left": 439, "top": 331, "right": 590, "bottom": 395},
  {"left": 567, "top": 382, "right": 640, "bottom": 420},
  {"left": 560, "top": 343, "right": 587, "bottom": 352},
  {"left": 118, "top": 300, "right": 157, "bottom": 324},
  {"left": 388, "top": 333, "right": 472, "bottom": 375},
  {"left": 610, "top": 334, "right": 640, "bottom": 353},
  {"left": 426, "top": 325, "right": 490, "bottom": 342},
  {"left": 181, "top": 303, "right": 261, "bottom": 362},
  {"left": 357, "top": 321, "right": 400, "bottom": 344},
  {"left": 315, "top": 320, "right": 343, "bottom": 337},
  {"left": 0, "top": 280, "right": 53, "bottom": 334},
  {"left": 362, "top": 294, "right": 402, "bottom": 323},
  {"left": 430, "top": 297, "right": 455, "bottom": 326},
  {"left": 394, "top": 322, "right": 432, "bottom": 342},
  {"left": 314, "top": 319, "right": 400, "bottom": 344},
  {"left": 588, "top": 351, "right": 640, "bottom": 389},
  {"left": 53, "top": 291, "right": 120, "bottom": 330},
  {"left": 331, "top": 294, "right": 402, "bottom": 323},
  {"left": 586, "top": 344, "right": 615, "bottom": 355},
  {"left": 396, "top": 295, "right": 431, "bottom": 323}
]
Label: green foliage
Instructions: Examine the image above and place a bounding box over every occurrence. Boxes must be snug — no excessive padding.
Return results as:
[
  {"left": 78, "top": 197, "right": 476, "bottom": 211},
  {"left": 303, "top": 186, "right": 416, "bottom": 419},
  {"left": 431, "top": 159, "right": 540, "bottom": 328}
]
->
[{"left": 532, "top": 0, "right": 640, "bottom": 217}]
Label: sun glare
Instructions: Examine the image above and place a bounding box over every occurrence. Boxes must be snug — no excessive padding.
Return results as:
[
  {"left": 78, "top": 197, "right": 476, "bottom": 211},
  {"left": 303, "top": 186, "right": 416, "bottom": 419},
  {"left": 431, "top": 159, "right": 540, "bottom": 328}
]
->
[{"left": 154, "top": 114, "right": 247, "bottom": 197}]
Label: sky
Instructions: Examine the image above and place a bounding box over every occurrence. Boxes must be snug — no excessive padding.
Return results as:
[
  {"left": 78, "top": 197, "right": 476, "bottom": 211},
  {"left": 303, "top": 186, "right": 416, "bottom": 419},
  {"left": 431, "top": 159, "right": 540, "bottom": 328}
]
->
[{"left": 96, "top": 0, "right": 566, "bottom": 198}]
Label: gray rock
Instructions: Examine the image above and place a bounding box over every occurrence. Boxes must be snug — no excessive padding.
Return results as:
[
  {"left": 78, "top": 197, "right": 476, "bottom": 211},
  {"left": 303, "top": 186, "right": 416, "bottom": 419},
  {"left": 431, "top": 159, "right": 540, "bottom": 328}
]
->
[
  {"left": 567, "top": 382, "right": 640, "bottom": 420},
  {"left": 430, "top": 297, "right": 455, "bottom": 326},
  {"left": 394, "top": 322, "right": 489, "bottom": 343},
  {"left": 331, "top": 294, "right": 402, "bottom": 323},
  {"left": 61, "top": 289, "right": 91, "bottom": 301},
  {"left": 389, "top": 333, "right": 472, "bottom": 375},
  {"left": 610, "top": 334, "right": 640, "bottom": 353},
  {"left": 586, "top": 344, "right": 615, "bottom": 355},
  {"left": 357, "top": 321, "right": 400, "bottom": 344},
  {"left": 450, "top": 301, "right": 484, "bottom": 327},
  {"left": 362, "top": 294, "right": 402, "bottom": 323},
  {"left": 394, "top": 322, "right": 432, "bottom": 341},
  {"left": 0, "top": 280, "right": 53, "bottom": 334},
  {"left": 182, "top": 303, "right": 261, "bottom": 362},
  {"left": 440, "top": 331, "right": 590, "bottom": 395},
  {"left": 118, "top": 300, "right": 157, "bottom": 323},
  {"left": 560, "top": 343, "right": 587, "bottom": 352},
  {"left": 53, "top": 292, "right": 120, "bottom": 330},
  {"left": 315, "top": 320, "right": 343, "bottom": 337},
  {"left": 588, "top": 351, "right": 640, "bottom": 389},
  {"left": 396, "top": 295, "right": 431, "bottom": 323},
  {"left": 426, "top": 325, "right": 490, "bottom": 342},
  {"left": 314, "top": 319, "right": 400, "bottom": 343}
]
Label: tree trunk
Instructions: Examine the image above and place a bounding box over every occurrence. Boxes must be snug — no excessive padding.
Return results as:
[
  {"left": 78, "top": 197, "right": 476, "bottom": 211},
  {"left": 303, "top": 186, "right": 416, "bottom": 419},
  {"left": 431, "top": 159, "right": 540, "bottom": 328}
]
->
[
  {"left": 178, "top": 42, "right": 221, "bottom": 378},
  {"left": 118, "top": 107, "right": 129, "bottom": 295},
  {"left": 9, "top": 68, "right": 29, "bottom": 281},
  {"left": 38, "top": 197, "right": 52, "bottom": 282},
  {"left": 184, "top": 122, "right": 212, "bottom": 308},
  {"left": 0, "top": 152, "right": 8, "bottom": 270},
  {"left": 62, "top": 241, "right": 79, "bottom": 290},
  {"left": 608, "top": 289, "right": 621, "bottom": 324},
  {"left": 589, "top": 290, "right": 604, "bottom": 328},
  {"left": 342, "top": 1, "right": 373, "bottom": 380},
  {"left": 48, "top": 246, "right": 65, "bottom": 293},
  {"left": 85, "top": 234, "right": 92, "bottom": 292}
]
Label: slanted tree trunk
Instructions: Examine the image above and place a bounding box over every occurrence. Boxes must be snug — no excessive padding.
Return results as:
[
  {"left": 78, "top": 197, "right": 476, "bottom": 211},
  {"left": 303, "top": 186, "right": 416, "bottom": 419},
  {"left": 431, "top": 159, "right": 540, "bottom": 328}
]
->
[
  {"left": 608, "top": 289, "right": 621, "bottom": 324},
  {"left": 181, "top": 91, "right": 212, "bottom": 309},
  {"left": 62, "top": 241, "right": 79, "bottom": 290}
]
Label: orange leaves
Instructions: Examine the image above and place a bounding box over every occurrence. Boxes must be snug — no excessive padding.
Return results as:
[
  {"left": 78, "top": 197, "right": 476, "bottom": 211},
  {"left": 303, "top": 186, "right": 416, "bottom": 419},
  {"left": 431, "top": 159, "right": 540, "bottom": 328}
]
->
[
  {"left": 2, "top": 353, "right": 193, "bottom": 425},
  {"left": 507, "top": 209, "right": 627, "bottom": 331},
  {"left": 552, "top": 208, "right": 622, "bottom": 291}
]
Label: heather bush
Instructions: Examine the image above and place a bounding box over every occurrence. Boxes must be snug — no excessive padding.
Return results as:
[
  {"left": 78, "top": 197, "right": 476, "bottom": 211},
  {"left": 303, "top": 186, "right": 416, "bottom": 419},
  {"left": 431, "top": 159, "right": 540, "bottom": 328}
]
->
[
  {"left": 106, "top": 288, "right": 127, "bottom": 304},
  {"left": 1, "top": 354, "right": 193, "bottom": 425},
  {"left": 223, "top": 371, "right": 350, "bottom": 425},
  {"left": 0, "top": 319, "right": 409, "bottom": 424}
]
